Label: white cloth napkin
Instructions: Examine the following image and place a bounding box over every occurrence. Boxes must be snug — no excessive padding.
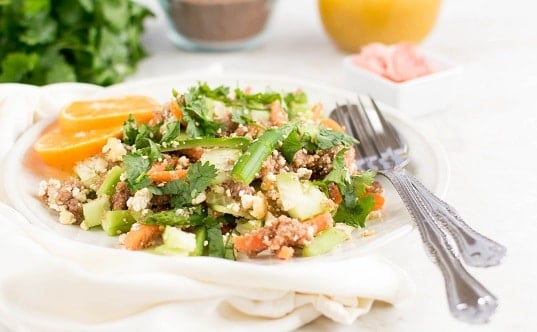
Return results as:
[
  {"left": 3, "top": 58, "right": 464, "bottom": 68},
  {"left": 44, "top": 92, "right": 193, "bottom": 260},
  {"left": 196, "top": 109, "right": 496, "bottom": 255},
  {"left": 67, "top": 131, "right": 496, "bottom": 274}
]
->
[{"left": 0, "top": 81, "right": 415, "bottom": 331}]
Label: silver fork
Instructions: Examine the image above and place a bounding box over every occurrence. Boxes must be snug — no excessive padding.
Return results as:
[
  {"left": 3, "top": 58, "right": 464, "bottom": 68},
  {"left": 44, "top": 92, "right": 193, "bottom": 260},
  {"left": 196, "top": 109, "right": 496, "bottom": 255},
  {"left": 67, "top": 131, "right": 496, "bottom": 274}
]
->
[
  {"left": 333, "top": 97, "right": 507, "bottom": 267},
  {"left": 330, "top": 97, "right": 505, "bottom": 323}
]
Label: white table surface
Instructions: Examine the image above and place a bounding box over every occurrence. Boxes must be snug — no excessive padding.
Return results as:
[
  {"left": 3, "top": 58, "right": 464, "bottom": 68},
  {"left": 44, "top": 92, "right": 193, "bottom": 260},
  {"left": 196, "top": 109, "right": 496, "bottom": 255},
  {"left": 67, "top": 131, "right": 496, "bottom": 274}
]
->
[
  {"left": 2, "top": 0, "right": 535, "bottom": 331},
  {"left": 135, "top": 0, "right": 537, "bottom": 331}
]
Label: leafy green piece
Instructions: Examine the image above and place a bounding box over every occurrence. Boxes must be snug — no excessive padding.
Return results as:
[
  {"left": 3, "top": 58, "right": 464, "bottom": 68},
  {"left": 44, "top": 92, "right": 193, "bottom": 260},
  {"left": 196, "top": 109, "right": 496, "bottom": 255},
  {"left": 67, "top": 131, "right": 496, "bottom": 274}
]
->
[
  {"left": 283, "top": 91, "right": 309, "bottom": 120},
  {"left": 197, "top": 83, "right": 231, "bottom": 102},
  {"left": 233, "top": 88, "right": 282, "bottom": 110},
  {"left": 280, "top": 128, "right": 303, "bottom": 162},
  {"left": 161, "top": 121, "right": 182, "bottom": 143},
  {"left": 333, "top": 194, "right": 374, "bottom": 228},
  {"left": 188, "top": 162, "right": 218, "bottom": 198},
  {"left": 316, "top": 128, "right": 358, "bottom": 150},
  {"left": 206, "top": 226, "right": 225, "bottom": 258},
  {"left": 323, "top": 149, "right": 351, "bottom": 185},
  {"left": 0, "top": 0, "right": 153, "bottom": 86},
  {"left": 180, "top": 87, "right": 225, "bottom": 138},
  {"left": 322, "top": 150, "right": 376, "bottom": 227},
  {"left": 159, "top": 161, "right": 217, "bottom": 208},
  {"left": 123, "top": 154, "right": 151, "bottom": 191}
]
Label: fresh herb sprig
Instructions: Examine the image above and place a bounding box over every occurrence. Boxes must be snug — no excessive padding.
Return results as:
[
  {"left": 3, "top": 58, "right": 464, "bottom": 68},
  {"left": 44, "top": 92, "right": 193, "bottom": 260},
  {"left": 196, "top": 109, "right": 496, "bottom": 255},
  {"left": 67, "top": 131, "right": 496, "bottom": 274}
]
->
[
  {"left": 0, "top": 0, "right": 153, "bottom": 86},
  {"left": 323, "top": 149, "right": 376, "bottom": 227}
]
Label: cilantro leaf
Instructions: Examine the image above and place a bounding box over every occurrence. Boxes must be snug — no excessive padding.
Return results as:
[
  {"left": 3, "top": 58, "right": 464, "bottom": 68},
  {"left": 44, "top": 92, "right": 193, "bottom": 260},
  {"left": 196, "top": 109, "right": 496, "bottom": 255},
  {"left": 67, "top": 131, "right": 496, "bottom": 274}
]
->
[
  {"left": 188, "top": 161, "right": 218, "bottom": 197},
  {"left": 281, "top": 128, "right": 303, "bottom": 162},
  {"left": 233, "top": 88, "right": 282, "bottom": 110},
  {"left": 158, "top": 161, "right": 217, "bottom": 208},
  {"left": 333, "top": 194, "right": 375, "bottom": 228},
  {"left": 0, "top": 0, "right": 153, "bottom": 86},
  {"left": 206, "top": 225, "right": 225, "bottom": 258},
  {"left": 123, "top": 154, "right": 151, "bottom": 191},
  {"left": 197, "top": 83, "right": 231, "bottom": 102},
  {"left": 283, "top": 90, "right": 309, "bottom": 120},
  {"left": 322, "top": 149, "right": 376, "bottom": 227},
  {"left": 160, "top": 121, "right": 182, "bottom": 143},
  {"left": 323, "top": 149, "right": 351, "bottom": 185},
  {"left": 316, "top": 128, "right": 358, "bottom": 150},
  {"left": 181, "top": 87, "right": 225, "bottom": 137}
]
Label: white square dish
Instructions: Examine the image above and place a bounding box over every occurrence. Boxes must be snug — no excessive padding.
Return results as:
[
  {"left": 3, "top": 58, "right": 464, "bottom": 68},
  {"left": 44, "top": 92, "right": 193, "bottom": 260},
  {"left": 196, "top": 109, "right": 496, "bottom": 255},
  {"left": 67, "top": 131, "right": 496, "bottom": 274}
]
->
[{"left": 342, "top": 52, "right": 462, "bottom": 116}]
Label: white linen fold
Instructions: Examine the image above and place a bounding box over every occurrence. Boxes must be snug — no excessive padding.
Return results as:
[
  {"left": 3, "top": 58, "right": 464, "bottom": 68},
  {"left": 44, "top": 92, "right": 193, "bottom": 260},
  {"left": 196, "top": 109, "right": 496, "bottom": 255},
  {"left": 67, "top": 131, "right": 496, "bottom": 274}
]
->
[{"left": 0, "top": 80, "right": 415, "bottom": 331}]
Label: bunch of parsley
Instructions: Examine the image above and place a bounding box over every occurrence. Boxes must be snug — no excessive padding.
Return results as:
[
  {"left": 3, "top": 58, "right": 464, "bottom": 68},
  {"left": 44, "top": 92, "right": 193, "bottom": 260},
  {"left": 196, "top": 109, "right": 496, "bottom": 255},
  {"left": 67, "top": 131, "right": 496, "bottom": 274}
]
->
[{"left": 0, "top": 0, "right": 153, "bottom": 86}]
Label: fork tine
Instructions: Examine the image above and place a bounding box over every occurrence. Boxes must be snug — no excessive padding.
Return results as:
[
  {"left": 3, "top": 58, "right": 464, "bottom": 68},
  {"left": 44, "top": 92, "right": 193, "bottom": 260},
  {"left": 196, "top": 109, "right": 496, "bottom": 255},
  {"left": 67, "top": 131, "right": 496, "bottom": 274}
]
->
[
  {"left": 363, "top": 96, "right": 404, "bottom": 153},
  {"left": 359, "top": 96, "right": 409, "bottom": 169},
  {"left": 346, "top": 102, "right": 383, "bottom": 171}
]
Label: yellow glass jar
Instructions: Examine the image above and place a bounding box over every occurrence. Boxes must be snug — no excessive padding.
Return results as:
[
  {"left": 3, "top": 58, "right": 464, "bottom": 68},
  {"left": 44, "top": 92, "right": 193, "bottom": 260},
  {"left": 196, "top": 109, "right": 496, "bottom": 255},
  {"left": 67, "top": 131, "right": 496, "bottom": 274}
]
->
[{"left": 318, "top": 0, "right": 442, "bottom": 52}]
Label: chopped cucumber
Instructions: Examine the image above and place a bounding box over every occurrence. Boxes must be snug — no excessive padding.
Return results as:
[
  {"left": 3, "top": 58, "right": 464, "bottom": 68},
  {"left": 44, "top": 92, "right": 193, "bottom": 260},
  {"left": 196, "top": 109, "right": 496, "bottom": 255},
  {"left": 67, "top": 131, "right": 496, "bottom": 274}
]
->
[
  {"left": 102, "top": 210, "right": 136, "bottom": 236},
  {"left": 302, "top": 227, "right": 348, "bottom": 257},
  {"left": 200, "top": 148, "right": 242, "bottom": 184},
  {"left": 149, "top": 245, "right": 189, "bottom": 256},
  {"left": 162, "top": 226, "right": 196, "bottom": 253},
  {"left": 206, "top": 191, "right": 249, "bottom": 217},
  {"left": 97, "top": 166, "right": 123, "bottom": 196},
  {"left": 235, "top": 219, "right": 263, "bottom": 235},
  {"left": 224, "top": 233, "right": 235, "bottom": 260},
  {"left": 82, "top": 195, "right": 110, "bottom": 228},
  {"left": 276, "top": 173, "right": 332, "bottom": 220},
  {"left": 250, "top": 110, "right": 270, "bottom": 122},
  {"left": 192, "top": 227, "right": 207, "bottom": 256}
]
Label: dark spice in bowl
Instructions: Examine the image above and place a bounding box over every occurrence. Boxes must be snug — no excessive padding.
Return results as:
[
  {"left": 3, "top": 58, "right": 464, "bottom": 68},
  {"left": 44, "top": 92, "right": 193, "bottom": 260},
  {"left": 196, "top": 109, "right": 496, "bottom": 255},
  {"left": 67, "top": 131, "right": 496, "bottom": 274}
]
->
[{"left": 166, "top": 0, "right": 273, "bottom": 47}]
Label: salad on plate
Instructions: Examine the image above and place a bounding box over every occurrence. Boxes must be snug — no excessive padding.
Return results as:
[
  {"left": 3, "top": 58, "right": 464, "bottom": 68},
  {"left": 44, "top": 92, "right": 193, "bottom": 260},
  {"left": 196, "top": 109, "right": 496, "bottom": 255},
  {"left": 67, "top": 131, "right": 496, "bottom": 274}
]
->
[{"left": 36, "top": 83, "right": 384, "bottom": 260}]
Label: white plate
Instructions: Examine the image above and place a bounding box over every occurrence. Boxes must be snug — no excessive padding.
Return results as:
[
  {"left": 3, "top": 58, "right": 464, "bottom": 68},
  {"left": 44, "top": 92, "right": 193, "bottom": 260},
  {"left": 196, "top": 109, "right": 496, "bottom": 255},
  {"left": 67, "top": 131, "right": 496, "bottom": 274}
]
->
[{"left": 1, "top": 73, "right": 449, "bottom": 262}]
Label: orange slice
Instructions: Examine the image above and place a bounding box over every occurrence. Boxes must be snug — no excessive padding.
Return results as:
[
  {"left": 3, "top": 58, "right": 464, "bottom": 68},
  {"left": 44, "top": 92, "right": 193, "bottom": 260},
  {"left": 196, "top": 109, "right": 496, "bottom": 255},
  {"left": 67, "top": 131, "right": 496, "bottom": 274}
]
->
[
  {"left": 58, "top": 95, "right": 161, "bottom": 132},
  {"left": 34, "top": 122, "right": 122, "bottom": 167}
]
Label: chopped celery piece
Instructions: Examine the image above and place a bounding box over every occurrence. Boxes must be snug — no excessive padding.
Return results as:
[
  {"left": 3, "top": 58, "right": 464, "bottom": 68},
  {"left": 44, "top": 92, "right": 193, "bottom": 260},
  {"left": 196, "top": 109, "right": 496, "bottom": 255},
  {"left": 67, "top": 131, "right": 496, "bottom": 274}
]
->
[
  {"left": 102, "top": 210, "right": 136, "bottom": 236},
  {"left": 161, "top": 137, "right": 250, "bottom": 152},
  {"left": 276, "top": 173, "right": 332, "bottom": 220},
  {"left": 82, "top": 195, "right": 110, "bottom": 228},
  {"left": 302, "top": 227, "right": 348, "bottom": 257},
  {"left": 97, "top": 166, "right": 123, "bottom": 196},
  {"left": 231, "top": 128, "right": 284, "bottom": 185}
]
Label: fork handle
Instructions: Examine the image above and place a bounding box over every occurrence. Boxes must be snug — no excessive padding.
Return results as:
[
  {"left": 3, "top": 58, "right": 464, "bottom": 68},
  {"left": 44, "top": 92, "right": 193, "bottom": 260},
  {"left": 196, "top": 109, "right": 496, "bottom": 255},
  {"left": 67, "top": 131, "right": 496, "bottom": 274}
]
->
[
  {"left": 406, "top": 173, "right": 506, "bottom": 267},
  {"left": 382, "top": 169, "right": 498, "bottom": 323}
]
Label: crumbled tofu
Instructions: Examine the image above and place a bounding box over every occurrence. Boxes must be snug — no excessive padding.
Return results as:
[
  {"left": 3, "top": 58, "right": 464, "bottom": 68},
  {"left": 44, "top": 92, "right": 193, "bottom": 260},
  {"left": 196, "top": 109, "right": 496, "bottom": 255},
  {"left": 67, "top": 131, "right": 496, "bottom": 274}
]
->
[
  {"left": 102, "top": 137, "right": 127, "bottom": 162},
  {"left": 59, "top": 209, "right": 77, "bottom": 225},
  {"left": 334, "top": 223, "right": 355, "bottom": 239},
  {"left": 366, "top": 210, "right": 382, "bottom": 221},
  {"left": 295, "top": 167, "right": 313, "bottom": 180},
  {"left": 241, "top": 192, "right": 267, "bottom": 219},
  {"left": 250, "top": 194, "right": 268, "bottom": 219},
  {"left": 191, "top": 192, "right": 207, "bottom": 205},
  {"left": 360, "top": 229, "right": 376, "bottom": 238},
  {"left": 177, "top": 156, "right": 190, "bottom": 169},
  {"left": 71, "top": 187, "right": 87, "bottom": 202},
  {"left": 74, "top": 156, "right": 108, "bottom": 182},
  {"left": 126, "top": 188, "right": 153, "bottom": 212}
]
